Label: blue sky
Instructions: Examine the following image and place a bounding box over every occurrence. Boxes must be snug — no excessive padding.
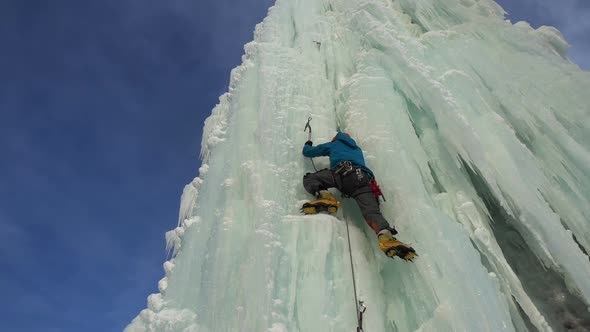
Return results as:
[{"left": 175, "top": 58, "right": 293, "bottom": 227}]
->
[
  {"left": 496, "top": 0, "right": 590, "bottom": 69},
  {"left": 0, "top": 1, "right": 587, "bottom": 331}
]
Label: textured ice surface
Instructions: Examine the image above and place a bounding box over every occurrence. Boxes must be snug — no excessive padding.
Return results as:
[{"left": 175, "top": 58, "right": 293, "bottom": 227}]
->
[{"left": 127, "top": 0, "right": 590, "bottom": 331}]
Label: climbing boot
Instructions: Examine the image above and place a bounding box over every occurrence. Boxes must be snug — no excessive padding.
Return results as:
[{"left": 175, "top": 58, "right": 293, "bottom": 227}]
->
[
  {"left": 301, "top": 191, "right": 340, "bottom": 215},
  {"left": 378, "top": 229, "right": 417, "bottom": 262}
]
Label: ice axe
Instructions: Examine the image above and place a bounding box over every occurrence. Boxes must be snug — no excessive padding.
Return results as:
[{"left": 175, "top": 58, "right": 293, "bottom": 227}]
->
[
  {"left": 303, "top": 116, "right": 318, "bottom": 171},
  {"left": 304, "top": 116, "right": 312, "bottom": 141}
]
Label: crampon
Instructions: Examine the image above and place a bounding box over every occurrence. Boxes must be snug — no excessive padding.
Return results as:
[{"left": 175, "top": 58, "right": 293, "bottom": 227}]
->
[
  {"left": 378, "top": 232, "right": 418, "bottom": 262},
  {"left": 300, "top": 191, "right": 340, "bottom": 215}
]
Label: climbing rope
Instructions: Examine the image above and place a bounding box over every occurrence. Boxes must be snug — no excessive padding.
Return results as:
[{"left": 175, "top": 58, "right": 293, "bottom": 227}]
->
[
  {"left": 303, "top": 115, "right": 366, "bottom": 330},
  {"left": 344, "top": 215, "right": 366, "bottom": 332}
]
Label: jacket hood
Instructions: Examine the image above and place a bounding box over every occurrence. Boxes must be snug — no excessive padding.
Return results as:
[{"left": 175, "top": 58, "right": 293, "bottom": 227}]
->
[{"left": 335, "top": 132, "right": 358, "bottom": 149}]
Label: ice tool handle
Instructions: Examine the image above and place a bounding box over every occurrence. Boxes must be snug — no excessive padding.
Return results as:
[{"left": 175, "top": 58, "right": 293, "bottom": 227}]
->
[
  {"left": 304, "top": 116, "right": 312, "bottom": 141},
  {"left": 303, "top": 116, "right": 318, "bottom": 171}
]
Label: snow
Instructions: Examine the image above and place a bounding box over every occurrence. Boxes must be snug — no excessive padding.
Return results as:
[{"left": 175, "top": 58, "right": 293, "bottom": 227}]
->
[
  {"left": 127, "top": 0, "right": 590, "bottom": 331},
  {"left": 536, "top": 25, "right": 569, "bottom": 57}
]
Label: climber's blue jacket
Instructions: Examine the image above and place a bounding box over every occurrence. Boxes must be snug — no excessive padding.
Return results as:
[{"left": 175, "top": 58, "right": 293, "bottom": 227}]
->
[{"left": 302, "top": 132, "right": 374, "bottom": 177}]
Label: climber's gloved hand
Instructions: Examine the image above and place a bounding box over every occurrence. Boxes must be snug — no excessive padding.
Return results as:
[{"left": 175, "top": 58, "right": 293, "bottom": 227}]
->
[{"left": 305, "top": 140, "right": 313, "bottom": 146}]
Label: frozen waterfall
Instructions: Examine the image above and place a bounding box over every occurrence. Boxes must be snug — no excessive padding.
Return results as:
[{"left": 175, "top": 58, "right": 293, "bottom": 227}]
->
[{"left": 127, "top": 0, "right": 590, "bottom": 331}]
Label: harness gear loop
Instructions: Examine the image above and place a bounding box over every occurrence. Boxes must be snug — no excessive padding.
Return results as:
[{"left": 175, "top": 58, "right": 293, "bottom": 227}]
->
[
  {"left": 334, "top": 161, "right": 354, "bottom": 176},
  {"left": 333, "top": 161, "right": 374, "bottom": 199}
]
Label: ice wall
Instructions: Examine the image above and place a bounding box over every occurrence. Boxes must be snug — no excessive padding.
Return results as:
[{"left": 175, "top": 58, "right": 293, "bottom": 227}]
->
[{"left": 127, "top": 0, "right": 590, "bottom": 331}]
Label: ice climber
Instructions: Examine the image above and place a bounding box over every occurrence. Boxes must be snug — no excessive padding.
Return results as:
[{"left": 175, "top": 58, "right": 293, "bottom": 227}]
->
[{"left": 301, "top": 131, "right": 417, "bottom": 261}]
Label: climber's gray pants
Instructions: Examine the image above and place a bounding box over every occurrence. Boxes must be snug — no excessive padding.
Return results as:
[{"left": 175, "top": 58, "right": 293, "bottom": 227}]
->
[{"left": 303, "top": 169, "right": 393, "bottom": 233}]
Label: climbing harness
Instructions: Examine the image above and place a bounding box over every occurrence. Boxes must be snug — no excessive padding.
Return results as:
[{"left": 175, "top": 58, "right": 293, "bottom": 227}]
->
[
  {"left": 303, "top": 116, "right": 318, "bottom": 172},
  {"left": 335, "top": 160, "right": 386, "bottom": 202}
]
